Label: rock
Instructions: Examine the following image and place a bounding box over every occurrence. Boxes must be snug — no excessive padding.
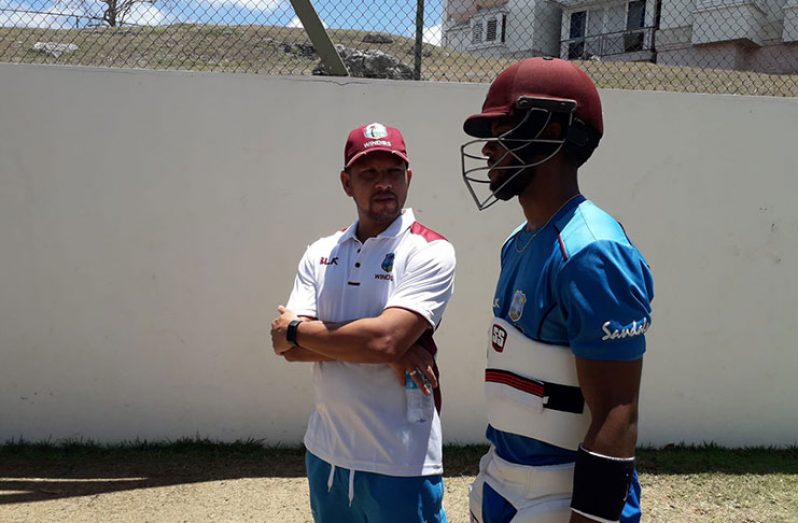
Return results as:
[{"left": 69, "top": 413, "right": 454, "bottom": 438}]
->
[
  {"left": 406, "top": 44, "right": 434, "bottom": 58},
  {"left": 313, "top": 45, "right": 413, "bottom": 80},
  {"left": 362, "top": 33, "right": 393, "bottom": 44},
  {"left": 278, "top": 41, "right": 316, "bottom": 58},
  {"left": 32, "top": 42, "right": 78, "bottom": 58}
]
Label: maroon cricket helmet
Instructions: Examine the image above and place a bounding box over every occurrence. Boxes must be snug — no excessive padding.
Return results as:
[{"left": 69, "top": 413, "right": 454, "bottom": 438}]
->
[{"left": 463, "top": 57, "right": 603, "bottom": 139}]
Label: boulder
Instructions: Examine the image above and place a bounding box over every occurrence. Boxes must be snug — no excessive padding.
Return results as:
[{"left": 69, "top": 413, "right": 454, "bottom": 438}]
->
[
  {"left": 313, "top": 45, "right": 413, "bottom": 80},
  {"left": 362, "top": 32, "right": 393, "bottom": 44},
  {"left": 32, "top": 42, "right": 78, "bottom": 58},
  {"left": 279, "top": 41, "right": 316, "bottom": 58}
]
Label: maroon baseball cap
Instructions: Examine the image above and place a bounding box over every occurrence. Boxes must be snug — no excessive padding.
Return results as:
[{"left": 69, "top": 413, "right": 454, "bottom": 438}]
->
[{"left": 344, "top": 122, "right": 409, "bottom": 168}]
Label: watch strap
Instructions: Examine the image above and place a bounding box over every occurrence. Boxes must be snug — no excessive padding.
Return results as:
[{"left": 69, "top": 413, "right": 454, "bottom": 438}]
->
[{"left": 286, "top": 319, "right": 302, "bottom": 345}]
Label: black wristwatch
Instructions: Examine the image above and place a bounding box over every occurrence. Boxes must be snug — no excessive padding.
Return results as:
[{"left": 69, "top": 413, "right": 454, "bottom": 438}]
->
[{"left": 286, "top": 319, "right": 302, "bottom": 346}]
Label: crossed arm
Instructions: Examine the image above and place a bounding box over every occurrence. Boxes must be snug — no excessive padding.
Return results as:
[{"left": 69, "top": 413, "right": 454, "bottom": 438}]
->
[{"left": 270, "top": 305, "right": 438, "bottom": 391}]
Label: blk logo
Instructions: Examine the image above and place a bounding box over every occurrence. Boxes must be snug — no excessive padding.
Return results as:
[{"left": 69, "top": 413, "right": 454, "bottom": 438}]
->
[
  {"left": 491, "top": 324, "right": 507, "bottom": 352},
  {"left": 320, "top": 257, "right": 339, "bottom": 265}
]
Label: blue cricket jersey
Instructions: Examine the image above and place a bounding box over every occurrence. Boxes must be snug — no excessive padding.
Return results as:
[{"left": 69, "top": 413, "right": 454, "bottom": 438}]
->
[{"left": 487, "top": 194, "right": 653, "bottom": 521}]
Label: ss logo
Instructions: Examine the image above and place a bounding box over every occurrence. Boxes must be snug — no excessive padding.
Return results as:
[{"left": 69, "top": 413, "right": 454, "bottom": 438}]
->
[{"left": 491, "top": 325, "right": 507, "bottom": 352}]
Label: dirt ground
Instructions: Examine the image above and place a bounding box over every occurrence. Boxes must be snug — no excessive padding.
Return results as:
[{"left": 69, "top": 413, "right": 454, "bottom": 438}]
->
[
  {"left": 0, "top": 475, "right": 474, "bottom": 522},
  {"left": 1, "top": 447, "right": 797, "bottom": 522}
]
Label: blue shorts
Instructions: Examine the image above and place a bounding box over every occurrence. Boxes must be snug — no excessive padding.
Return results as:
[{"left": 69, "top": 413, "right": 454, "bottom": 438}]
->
[
  {"left": 306, "top": 451, "right": 447, "bottom": 523},
  {"left": 621, "top": 470, "right": 642, "bottom": 523}
]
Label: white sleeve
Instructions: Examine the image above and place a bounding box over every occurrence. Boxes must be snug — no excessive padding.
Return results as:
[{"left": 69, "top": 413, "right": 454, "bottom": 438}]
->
[
  {"left": 384, "top": 240, "right": 456, "bottom": 329},
  {"left": 285, "top": 246, "right": 318, "bottom": 318}
]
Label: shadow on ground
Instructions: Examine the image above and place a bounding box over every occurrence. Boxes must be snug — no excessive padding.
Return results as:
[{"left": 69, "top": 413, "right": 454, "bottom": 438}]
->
[
  {"left": 2, "top": 443, "right": 796, "bottom": 505},
  {"left": 0, "top": 444, "right": 308, "bottom": 505}
]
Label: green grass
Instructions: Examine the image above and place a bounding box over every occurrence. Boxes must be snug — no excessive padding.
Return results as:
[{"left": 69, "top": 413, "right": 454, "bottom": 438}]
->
[
  {"left": 0, "top": 436, "right": 298, "bottom": 460},
  {"left": 1, "top": 24, "right": 797, "bottom": 96},
  {"left": 3, "top": 437, "right": 796, "bottom": 475},
  {"left": 638, "top": 443, "right": 798, "bottom": 475}
]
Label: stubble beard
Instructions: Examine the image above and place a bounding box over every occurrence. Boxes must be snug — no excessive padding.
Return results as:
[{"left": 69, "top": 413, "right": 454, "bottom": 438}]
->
[{"left": 491, "top": 165, "right": 536, "bottom": 201}]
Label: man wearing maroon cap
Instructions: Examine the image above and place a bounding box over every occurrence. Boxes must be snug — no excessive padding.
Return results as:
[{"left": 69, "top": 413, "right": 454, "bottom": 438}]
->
[
  {"left": 270, "top": 122, "right": 456, "bottom": 522},
  {"left": 461, "top": 58, "right": 653, "bottom": 523}
]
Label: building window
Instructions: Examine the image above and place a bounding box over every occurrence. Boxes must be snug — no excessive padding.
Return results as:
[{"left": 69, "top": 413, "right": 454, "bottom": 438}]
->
[
  {"left": 602, "top": 4, "right": 627, "bottom": 54},
  {"left": 568, "top": 11, "right": 587, "bottom": 59},
  {"left": 570, "top": 11, "right": 586, "bottom": 40},
  {"left": 565, "top": 2, "right": 649, "bottom": 58},
  {"left": 625, "top": 0, "right": 646, "bottom": 52},
  {"left": 486, "top": 18, "right": 498, "bottom": 41},
  {"left": 472, "top": 22, "right": 483, "bottom": 44},
  {"left": 470, "top": 14, "right": 505, "bottom": 46},
  {"left": 627, "top": 0, "right": 645, "bottom": 29}
]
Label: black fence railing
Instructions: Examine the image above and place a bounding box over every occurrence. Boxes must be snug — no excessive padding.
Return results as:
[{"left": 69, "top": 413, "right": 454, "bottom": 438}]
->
[{"left": 562, "top": 27, "right": 656, "bottom": 61}]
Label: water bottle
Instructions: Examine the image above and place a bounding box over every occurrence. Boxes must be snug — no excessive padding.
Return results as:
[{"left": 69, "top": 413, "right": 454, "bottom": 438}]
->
[{"left": 405, "top": 372, "right": 434, "bottom": 423}]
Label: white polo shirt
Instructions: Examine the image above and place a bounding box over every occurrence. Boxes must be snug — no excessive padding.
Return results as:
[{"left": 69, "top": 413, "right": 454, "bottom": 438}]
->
[{"left": 286, "top": 209, "right": 456, "bottom": 477}]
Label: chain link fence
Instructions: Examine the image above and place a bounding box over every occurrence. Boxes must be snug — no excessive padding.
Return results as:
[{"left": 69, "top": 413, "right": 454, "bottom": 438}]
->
[{"left": 1, "top": 0, "right": 797, "bottom": 96}]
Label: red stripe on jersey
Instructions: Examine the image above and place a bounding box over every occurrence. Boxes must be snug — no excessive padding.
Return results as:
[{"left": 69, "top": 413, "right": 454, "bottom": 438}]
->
[
  {"left": 557, "top": 234, "right": 568, "bottom": 260},
  {"left": 485, "top": 369, "right": 545, "bottom": 397},
  {"left": 410, "top": 222, "right": 447, "bottom": 242}
]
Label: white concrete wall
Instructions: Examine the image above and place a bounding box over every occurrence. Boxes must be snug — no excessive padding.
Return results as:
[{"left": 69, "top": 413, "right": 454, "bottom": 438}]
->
[
  {"left": 692, "top": 4, "right": 768, "bottom": 46},
  {"left": 786, "top": 0, "right": 798, "bottom": 41},
  {"left": 659, "top": 0, "right": 695, "bottom": 30},
  {"left": 532, "top": 0, "right": 563, "bottom": 55},
  {"left": 505, "top": 0, "right": 559, "bottom": 55},
  {"left": 1, "top": 64, "right": 797, "bottom": 447}
]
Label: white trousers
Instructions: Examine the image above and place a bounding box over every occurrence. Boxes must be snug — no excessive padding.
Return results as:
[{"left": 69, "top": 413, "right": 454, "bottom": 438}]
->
[{"left": 468, "top": 446, "right": 574, "bottom": 523}]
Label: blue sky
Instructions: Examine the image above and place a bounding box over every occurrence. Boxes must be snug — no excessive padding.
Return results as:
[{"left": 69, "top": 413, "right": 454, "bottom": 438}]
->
[{"left": 0, "top": 0, "right": 445, "bottom": 44}]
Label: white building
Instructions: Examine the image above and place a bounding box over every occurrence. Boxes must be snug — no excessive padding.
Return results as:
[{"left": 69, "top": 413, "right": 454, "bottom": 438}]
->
[
  {"left": 442, "top": 0, "right": 563, "bottom": 57},
  {"left": 443, "top": 0, "right": 798, "bottom": 73},
  {"left": 656, "top": 0, "right": 798, "bottom": 73}
]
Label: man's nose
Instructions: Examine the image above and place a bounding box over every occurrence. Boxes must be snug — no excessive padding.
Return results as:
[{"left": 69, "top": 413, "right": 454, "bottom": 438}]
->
[
  {"left": 482, "top": 140, "right": 498, "bottom": 158},
  {"left": 374, "top": 172, "right": 393, "bottom": 189}
]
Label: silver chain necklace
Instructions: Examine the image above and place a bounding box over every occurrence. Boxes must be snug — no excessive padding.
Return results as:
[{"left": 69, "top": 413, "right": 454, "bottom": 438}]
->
[
  {"left": 514, "top": 194, "right": 583, "bottom": 254},
  {"left": 514, "top": 227, "right": 541, "bottom": 253}
]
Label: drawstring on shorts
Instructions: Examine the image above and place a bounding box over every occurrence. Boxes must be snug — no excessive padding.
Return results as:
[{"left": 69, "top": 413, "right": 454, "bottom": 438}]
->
[
  {"left": 348, "top": 469, "right": 355, "bottom": 506},
  {"left": 326, "top": 463, "right": 357, "bottom": 506},
  {"left": 327, "top": 464, "right": 336, "bottom": 491}
]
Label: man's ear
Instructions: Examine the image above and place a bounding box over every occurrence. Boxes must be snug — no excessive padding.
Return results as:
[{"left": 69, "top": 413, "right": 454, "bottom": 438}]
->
[
  {"left": 406, "top": 168, "right": 413, "bottom": 188},
  {"left": 340, "top": 170, "right": 353, "bottom": 197},
  {"left": 543, "top": 121, "right": 564, "bottom": 140}
]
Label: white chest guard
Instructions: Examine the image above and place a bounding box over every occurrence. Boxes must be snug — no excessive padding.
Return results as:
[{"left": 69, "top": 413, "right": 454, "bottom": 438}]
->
[{"left": 485, "top": 317, "right": 591, "bottom": 451}]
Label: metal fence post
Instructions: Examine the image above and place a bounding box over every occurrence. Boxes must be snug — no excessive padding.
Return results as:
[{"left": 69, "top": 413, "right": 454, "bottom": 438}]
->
[
  {"left": 413, "top": 0, "right": 424, "bottom": 81},
  {"left": 289, "top": 0, "right": 348, "bottom": 77}
]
